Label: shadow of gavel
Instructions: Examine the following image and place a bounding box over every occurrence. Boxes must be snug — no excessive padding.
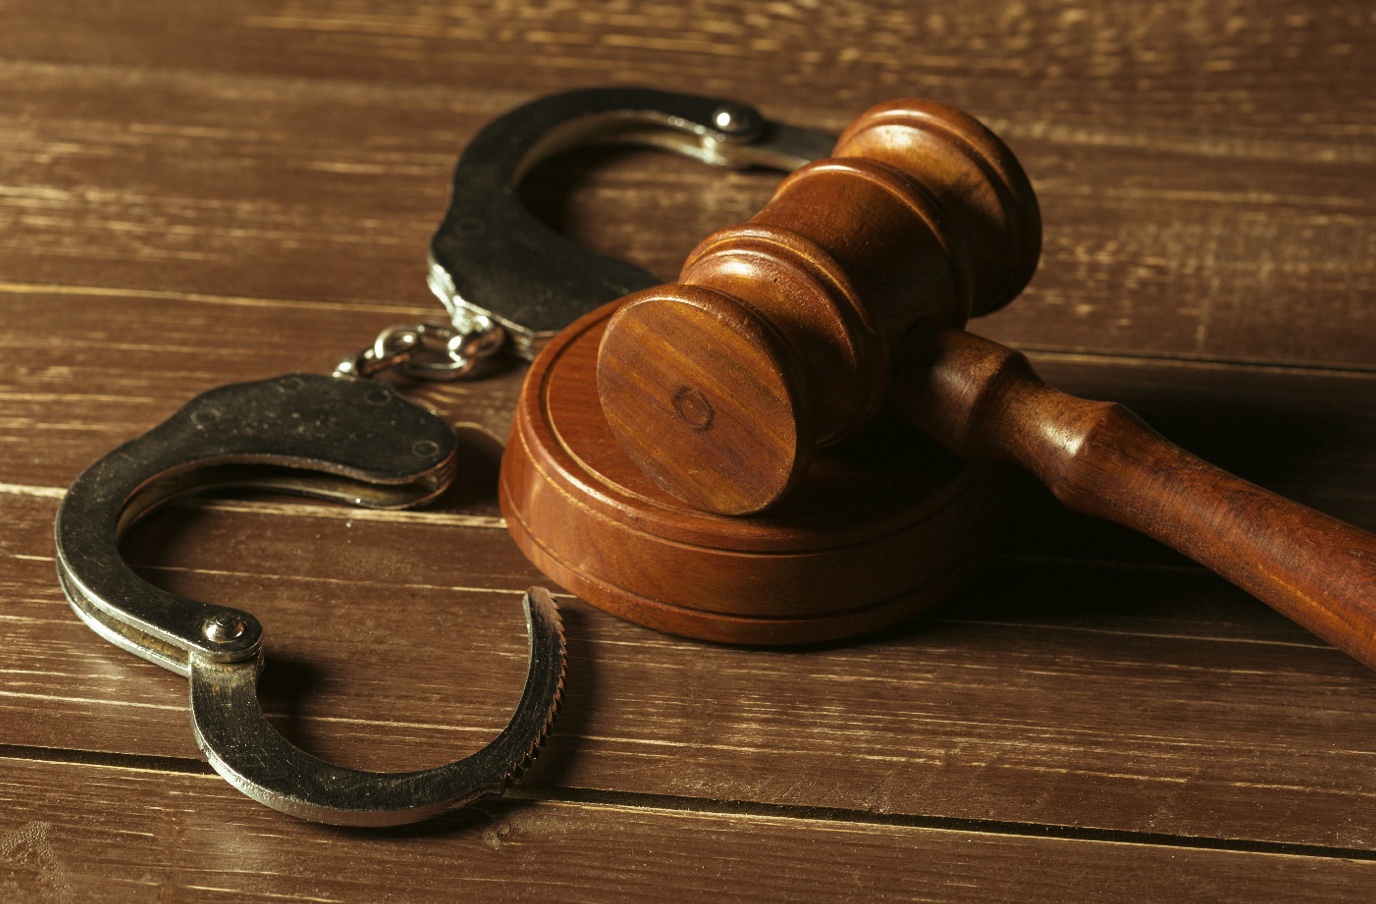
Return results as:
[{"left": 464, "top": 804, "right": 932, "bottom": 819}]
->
[{"left": 596, "top": 99, "right": 1376, "bottom": 669}]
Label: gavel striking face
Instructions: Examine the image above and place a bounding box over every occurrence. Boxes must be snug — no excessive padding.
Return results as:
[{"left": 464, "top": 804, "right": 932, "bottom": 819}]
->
[
  {"left": 598, "top": 100, "right": 1041, "bottom": 516},
  {"left": 593, "top": 99, "right": 1376, "bottom": 669}
]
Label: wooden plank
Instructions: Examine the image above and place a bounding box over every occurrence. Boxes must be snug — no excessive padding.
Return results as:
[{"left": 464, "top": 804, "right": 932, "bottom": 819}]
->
[
  {"left": 0, "top": 756, "right": 1373, "bottom": 903},
  {"left": 0, "top": 494, "right": 532, "bottom": 770},
  {"left": 2, "top": 1, "right": 1373, "bottom": 135},
  {"left": 0, "top": 60, "right": 781, "bottom": 304},
  {"left": 7, "top": 489, "right": 1376, "bottom": 851},
  {"left": 0, "top": 292, "right": 528, "bottom": 494},
  {"left": 2, "top": 111, "right": 1369, "bottom": 368},
  {"left": 0, "top": 39, "right": 1372, "bottom": 366},
  {"left": 4, "top": 291, "right": 1375, "bottom": 503},
  {"left": 986, "top": 140, "right": 1376, "bottom": 367},
  {"left": 1, "top": 0, "right": 1374, "bottom": 889}
]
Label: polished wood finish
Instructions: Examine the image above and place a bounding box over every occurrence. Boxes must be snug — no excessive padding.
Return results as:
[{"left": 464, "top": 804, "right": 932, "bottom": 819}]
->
[
  {"left": 500, "top": 303, "right": 1006, "bottom": 643},
  {"left": 894, "top": 329, "right": 1376, "bottom": 669},
  {"left": 3, "top": 0, "right": 1376, "bottom": 899},
  {"left": 597, "top": 99, "right": 1376, "bottom": 668},
  {"left": 599, "top": 100, "right": 1040, "bottom": 514}
]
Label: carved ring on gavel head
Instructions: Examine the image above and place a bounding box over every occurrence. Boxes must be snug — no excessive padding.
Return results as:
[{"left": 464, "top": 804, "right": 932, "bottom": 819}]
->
[
  {"left": 596, "top": 99, "right": 1376, "bottom": 671},
  {"left": 597, "top": 99, "right": 1041, "bottom": 516}
]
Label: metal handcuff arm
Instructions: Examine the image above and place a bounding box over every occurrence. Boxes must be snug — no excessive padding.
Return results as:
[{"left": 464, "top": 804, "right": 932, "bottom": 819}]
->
[
  {"left": 53, "top": 88, "right": 833, "bottom": 826},
  {"left": 345, "top": 86, "right": 837, "bottom": 378},
  {"left": 54, "top": 374, "right": 565, "bottom": 826}
]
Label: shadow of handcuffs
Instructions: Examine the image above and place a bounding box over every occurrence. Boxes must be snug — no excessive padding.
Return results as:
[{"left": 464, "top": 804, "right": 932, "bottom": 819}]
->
[{"left": 53, "top": 87, "right": 835, "bottom": 826}]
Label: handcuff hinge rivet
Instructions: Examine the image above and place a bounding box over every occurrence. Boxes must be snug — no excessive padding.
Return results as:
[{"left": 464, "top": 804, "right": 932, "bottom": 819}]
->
[{"left": 203, "top": 614, "right": 247, "bottom": 644}]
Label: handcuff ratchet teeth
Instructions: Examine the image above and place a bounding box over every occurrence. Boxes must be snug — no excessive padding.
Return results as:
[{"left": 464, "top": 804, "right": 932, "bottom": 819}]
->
[{"left": 54, "top": 88, "right": 831, "bottom": 825}]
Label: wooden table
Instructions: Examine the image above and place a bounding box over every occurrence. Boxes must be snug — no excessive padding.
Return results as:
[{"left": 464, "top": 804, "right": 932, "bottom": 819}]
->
[{"left": 3, "top": 2, "right": 1374, "bottom": 900}]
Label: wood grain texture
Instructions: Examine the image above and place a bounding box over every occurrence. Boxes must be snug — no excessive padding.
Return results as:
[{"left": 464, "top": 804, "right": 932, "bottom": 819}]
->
[
  {"left": 8, "top": 490, "right": 1376, "bottom": 852},
  {"left": 597, "top": 97, "right": 1041, "bottom": 513},
  {"left": 4, "top": 759, "right": 1376, "bottom": 904},
  {"left": 0, "top": 0, "right": 1374, "bottom": 896},
  {"left": 0, "top": 3, "right": 1372, "bottom": 364},
  {"left": 896, "top": 329, "right": 1376, "bottom": 668},
  {"left": 503, "top": 303, "right": 1008, "bottom": 643}
]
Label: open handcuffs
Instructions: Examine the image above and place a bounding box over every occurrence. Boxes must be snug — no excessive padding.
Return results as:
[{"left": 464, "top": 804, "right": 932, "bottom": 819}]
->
[{"left": 53, "top": 88, "right": 834, "bottom": 826}]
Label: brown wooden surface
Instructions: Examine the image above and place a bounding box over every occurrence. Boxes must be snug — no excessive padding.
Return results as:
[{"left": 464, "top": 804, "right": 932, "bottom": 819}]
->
[{"left": 2, "top": 1, "right": 1375, "bottom": 900}]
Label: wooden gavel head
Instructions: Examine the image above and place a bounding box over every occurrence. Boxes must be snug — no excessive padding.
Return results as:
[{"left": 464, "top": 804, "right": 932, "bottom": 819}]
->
[
  {"left": 508, "top": 96, "right": 1376, "bottom": 657},
  {"left": 597, "top": 100, "right": 1042, "bottom": 515}
]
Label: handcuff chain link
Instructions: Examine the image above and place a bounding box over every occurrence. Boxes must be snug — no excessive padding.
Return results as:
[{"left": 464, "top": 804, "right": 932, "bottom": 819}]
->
[{"left": 335, "top": 317, "right": 507, "bottom": 382}]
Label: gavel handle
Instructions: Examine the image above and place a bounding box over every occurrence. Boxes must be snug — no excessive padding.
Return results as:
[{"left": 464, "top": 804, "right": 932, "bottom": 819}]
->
[{"left": 893, "top": 328, "right": 1376, "bottom": 670}]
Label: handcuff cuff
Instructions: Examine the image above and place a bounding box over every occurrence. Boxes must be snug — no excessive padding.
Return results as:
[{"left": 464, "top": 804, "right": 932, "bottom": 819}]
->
[{"left": 53, "top": 87, "right": 834, "bottom": 827}]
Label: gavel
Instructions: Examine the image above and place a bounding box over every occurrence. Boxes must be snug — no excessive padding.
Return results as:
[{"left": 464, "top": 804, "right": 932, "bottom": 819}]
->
[{"left": 593, "top": 99, "right": 1376, "bottom": 668}]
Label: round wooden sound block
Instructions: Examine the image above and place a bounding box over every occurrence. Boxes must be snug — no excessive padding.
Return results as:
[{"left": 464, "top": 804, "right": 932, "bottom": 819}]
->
[{"left": 499, "top": 302, "right": 1007, "bottom": 645}]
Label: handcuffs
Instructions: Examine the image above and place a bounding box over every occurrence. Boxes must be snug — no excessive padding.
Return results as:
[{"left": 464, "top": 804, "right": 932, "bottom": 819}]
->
[{"left": 53, "top": 88, "right": 834, "bottom": 826}]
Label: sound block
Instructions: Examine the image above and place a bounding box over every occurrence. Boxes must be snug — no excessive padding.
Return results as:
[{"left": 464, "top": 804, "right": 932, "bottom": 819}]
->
[{"left": 499, "top": 302, "right": 1007, "bottom": 644}]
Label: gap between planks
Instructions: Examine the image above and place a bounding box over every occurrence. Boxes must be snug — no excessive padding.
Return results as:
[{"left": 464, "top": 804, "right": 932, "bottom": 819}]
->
[
  {"left": 4, "top": 482, "right": 1354, "bottom": 608},
  {"left": 0, "top": 280, "right": 427, "bottom": 318},
  {"left": 0, "top": 740, "right": 1371, "bottom": 864},
  {"left": 5, "top": 279, "right": 1373, "bottom": 376}
]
